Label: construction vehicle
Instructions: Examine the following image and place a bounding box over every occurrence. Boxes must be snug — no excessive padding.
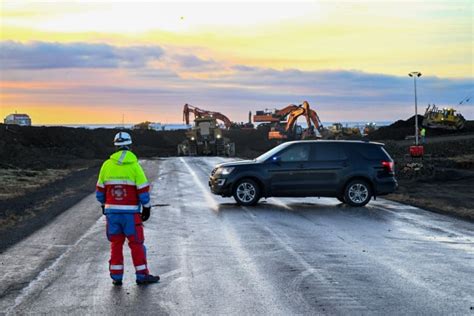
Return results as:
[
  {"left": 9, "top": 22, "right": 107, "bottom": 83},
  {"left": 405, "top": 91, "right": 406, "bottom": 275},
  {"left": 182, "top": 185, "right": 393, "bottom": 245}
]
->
[
  {"left": 182, "top": 104, "right": 233, "bottom": 128},
  {"left": 255, "top": 101, "right": 324, "bottom": 141},
  {"left": 326, "top": 123, "right": 362, "bottom": 139},
  {"left": 254, "top": 104, "right": 301, "bottom": 124},
  {"left": 177, "top": 104, "right": 235, "bottom": 156},
  {"left": 363, "top": 122, "right": 378, "bottom": 136},
  {"left": 422, "top": 104, "right": 466, "bottom": 130}
]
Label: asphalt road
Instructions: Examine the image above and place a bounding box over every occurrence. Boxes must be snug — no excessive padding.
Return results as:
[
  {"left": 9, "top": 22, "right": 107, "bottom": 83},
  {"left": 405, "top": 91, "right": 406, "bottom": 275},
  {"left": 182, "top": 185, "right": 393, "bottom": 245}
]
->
[{"left": 1, "top": 157, "right": 473, "bottom": 315}]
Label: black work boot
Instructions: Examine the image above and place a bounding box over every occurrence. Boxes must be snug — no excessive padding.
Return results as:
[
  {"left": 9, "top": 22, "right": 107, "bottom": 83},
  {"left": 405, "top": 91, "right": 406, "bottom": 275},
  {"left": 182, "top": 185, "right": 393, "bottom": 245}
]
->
[
  {"left": 112, "top": 279, "right": 123, "bottom": 286},
  {"left": 136, "top": 274, "right": 160, "bottom": 285}
]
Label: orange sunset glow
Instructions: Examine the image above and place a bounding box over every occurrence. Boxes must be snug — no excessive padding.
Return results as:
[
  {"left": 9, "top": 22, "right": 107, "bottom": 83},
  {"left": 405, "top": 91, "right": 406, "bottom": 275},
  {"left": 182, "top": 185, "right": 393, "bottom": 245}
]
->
[{"left": 1, "top": 0, "right": 472, "bottom": 125}]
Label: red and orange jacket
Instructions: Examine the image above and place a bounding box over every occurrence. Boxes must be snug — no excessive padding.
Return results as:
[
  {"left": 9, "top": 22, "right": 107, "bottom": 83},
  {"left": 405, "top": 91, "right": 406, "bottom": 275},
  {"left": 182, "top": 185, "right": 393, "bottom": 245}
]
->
[{"left": 96, "top": 150, "right": 150, "bottom": 214}]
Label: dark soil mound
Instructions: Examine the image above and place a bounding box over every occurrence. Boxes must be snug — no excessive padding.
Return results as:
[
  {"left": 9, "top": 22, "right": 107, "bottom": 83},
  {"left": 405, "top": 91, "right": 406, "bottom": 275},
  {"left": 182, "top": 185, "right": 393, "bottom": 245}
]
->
[
  {"left": 225, "top": 128, "right": 277, "bottom": 158},
  {"left": 0, "top": 124, "right": 277, "bottom": 169},
  {"left": 369, "top": 115, "right": 474, "bottom": 140},
  {"left": 0, "top": 124, "right": 186, "bottom": 169}
]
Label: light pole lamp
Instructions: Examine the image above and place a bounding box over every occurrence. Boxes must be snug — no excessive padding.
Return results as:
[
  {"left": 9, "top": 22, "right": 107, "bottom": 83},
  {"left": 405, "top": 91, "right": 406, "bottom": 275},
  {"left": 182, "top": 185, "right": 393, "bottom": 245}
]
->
[{"left": 409, "top": 71, "right": 422, "bottom": 145}]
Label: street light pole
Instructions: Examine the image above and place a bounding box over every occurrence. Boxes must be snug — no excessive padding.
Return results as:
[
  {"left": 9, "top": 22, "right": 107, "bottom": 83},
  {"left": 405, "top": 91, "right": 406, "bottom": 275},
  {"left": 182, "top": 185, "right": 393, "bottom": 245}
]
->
[{"left": 409, "top": 72, "right": 422, "bottom": 145}]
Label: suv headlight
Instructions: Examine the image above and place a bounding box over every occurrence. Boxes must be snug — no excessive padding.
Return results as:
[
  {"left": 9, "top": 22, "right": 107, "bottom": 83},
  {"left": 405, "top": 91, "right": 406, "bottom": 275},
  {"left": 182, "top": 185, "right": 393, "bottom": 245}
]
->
[{"left": 218, "top": 166, "right": 235, "bottom": 175}]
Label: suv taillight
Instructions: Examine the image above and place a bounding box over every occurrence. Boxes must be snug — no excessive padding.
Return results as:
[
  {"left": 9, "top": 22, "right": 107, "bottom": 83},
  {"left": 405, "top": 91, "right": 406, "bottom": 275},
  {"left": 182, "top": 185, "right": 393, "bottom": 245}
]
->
[{"left": 381, "top": 161, "right": 394, "bottom": 173}]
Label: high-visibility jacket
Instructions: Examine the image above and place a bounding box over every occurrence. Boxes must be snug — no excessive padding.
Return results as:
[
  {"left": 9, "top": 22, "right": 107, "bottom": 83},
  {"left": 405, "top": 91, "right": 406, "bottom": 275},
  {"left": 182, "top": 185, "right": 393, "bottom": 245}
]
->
[
  {"left": 420, "top": 128, "right": 426, "bottom": 136},
  {"left": 96, "top": 150, "right": 150, "bottom": 214}
]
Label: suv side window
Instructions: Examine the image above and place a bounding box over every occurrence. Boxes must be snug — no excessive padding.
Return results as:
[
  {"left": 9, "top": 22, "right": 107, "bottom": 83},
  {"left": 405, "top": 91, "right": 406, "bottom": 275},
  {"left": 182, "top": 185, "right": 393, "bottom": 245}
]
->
[
  {"left": 312, "top": 143, "right": 347, "bottom": 161},
  {"left": 279, "top": 144, "right": 311, "bottom": 162},
  {"left": 355, "top": 144, "right": 390, "bottom": 160}
]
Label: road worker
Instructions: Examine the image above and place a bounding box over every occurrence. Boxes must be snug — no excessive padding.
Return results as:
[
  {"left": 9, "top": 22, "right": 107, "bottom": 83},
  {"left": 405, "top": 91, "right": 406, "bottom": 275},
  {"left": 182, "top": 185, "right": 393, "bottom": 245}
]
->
[
  {"left": 420, "top": 128, "right": 426, "bottom": 144},
  {"left": 96, "top": 132, "right": 160, "bottom": 285}
]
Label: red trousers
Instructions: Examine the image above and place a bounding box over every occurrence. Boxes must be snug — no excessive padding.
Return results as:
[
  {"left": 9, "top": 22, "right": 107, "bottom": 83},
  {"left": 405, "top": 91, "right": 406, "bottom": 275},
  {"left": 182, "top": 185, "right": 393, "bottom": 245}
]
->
[{"left": 106, "top": 213, "right": 149, "bottom": 279}]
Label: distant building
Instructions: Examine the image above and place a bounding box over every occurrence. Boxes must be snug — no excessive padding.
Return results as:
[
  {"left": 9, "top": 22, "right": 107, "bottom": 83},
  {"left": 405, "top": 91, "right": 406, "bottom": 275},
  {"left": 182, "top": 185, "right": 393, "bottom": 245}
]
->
[
  {"left": 149, "top": 122, "right": 163, "bottom": 131},
  {"left": 4, "top": 113, "right": 32, "bottom": 126}
]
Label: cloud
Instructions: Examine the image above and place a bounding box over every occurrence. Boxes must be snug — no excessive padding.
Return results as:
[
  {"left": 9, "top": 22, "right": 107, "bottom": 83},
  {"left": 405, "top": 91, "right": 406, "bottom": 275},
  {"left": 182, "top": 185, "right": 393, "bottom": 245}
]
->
[
  {"left": 1, "top": 41, "right": 472, "bottom": 121},
  {"left": 0, "top": 41, "right": 164, "bottom": 69},
  {"left": 172, "top": 54, "right": 219, "bottom": 71},
  {"left": 214, "top": 66, "right": 473, "bottom": 105}
]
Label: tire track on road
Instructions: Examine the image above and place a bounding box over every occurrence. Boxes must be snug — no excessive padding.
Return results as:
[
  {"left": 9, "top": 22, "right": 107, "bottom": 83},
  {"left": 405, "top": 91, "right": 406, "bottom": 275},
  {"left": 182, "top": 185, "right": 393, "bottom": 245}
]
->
[{"left": 178, "top": 157, "right": 296, "bottom": 315}]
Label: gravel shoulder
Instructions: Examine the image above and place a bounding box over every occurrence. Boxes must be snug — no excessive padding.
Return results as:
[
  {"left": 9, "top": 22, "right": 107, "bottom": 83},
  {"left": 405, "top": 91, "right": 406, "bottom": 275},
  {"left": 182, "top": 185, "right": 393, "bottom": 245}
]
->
[
  {"left": 0, "top": 165, "right": 100, "bottom": 251},
  {"left": 386, "top": 176, "right": 474, "bottom": 221}
]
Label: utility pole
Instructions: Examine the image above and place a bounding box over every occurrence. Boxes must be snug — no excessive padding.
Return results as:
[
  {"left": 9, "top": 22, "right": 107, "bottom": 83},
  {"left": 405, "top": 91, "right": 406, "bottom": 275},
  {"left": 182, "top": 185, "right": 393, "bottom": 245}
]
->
[{"left": 408, "top": 72, "right": 422, "bottom": 145}]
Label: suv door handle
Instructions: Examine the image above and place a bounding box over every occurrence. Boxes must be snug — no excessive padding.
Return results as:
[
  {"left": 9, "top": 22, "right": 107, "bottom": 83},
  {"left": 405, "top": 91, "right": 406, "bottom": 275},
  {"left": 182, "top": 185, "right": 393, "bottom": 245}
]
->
[
  {"left": 342, "top": 161, "right": 349, "bottom": 167},
  {"left": 298, "top": 163, "right": 305, "bottom": 169}
]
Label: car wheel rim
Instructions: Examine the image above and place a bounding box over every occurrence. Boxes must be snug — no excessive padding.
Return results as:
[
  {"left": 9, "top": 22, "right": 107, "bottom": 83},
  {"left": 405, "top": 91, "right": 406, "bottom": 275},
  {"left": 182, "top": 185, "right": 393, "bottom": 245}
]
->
[
  {"left": 348, "top": 183, "right": 369, "bottom": 204},
  {"left": 237, "top": 182, "right": 256, "bottom": 203}
]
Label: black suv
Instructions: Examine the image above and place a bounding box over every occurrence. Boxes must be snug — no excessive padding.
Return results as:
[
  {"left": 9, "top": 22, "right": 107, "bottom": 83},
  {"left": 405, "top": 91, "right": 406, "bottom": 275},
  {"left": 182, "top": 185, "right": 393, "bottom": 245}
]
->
[{"left": 209, "top": 140, "right": 397, "bottom": 207}]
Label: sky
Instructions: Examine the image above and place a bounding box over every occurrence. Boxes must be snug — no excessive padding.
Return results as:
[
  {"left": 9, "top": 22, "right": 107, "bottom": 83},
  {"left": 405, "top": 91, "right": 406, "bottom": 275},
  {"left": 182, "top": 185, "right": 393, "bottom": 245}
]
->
[{"left": 0, "top": 0, "right": 472, "bottom": 125}]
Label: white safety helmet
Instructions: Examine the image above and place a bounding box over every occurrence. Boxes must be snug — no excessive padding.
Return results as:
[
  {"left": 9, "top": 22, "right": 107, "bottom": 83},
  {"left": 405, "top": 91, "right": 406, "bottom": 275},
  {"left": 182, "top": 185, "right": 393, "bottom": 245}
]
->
[{"left": 114, "top": 132, "right": 132, "bottom": 146}]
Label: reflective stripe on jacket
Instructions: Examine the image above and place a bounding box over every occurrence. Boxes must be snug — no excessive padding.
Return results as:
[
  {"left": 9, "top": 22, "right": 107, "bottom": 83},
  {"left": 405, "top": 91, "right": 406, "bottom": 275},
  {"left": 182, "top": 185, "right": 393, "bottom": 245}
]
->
[{"left": 96, "top": 150, "right": 150, "bottom": 214}]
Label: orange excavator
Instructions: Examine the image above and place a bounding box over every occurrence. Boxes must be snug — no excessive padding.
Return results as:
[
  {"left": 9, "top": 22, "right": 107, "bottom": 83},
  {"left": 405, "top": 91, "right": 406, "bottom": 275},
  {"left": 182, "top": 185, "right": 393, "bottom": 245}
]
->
[
  {"left": 253, "top": 104, "right": 301, "bottom": 123},
  {"left": 183, "top": 104, "right": 233, "bottom": 129},
  {"left": 255, "top": 101, "right": 324, "bottom": 140}
]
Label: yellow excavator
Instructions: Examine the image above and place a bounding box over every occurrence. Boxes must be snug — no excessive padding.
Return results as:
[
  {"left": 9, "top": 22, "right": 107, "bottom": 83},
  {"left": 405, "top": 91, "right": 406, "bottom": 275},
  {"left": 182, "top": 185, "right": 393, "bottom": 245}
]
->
[{"left": 422, "top": 104, "right": 466, "bottom": 130}]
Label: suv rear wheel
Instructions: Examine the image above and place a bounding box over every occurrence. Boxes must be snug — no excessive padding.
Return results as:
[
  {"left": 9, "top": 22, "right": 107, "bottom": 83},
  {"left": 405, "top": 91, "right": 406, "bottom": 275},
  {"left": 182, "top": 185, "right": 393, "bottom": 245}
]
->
[
  {"left": 344, "top": 180, "right": 372, "bottom": 207},
  {"left": 233, "top": 178, "right": 261, "bottom": 206}
]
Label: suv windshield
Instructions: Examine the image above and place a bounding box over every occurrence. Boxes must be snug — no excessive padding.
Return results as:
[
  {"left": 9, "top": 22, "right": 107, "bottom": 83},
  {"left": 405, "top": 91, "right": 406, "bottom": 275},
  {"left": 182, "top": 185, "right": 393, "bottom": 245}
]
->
[{"left": 255, "top": 142, "right": 291, "bottom": 162}]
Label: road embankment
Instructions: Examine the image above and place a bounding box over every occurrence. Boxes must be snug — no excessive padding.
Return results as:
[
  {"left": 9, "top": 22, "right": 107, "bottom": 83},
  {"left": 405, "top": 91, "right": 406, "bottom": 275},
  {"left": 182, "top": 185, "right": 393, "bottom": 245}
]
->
[
  {"left": 382, "top": 134, "right": 474, "bottom": 221},
  {"left": 0, "top": 165, "right": 100, "bottom": 251}
]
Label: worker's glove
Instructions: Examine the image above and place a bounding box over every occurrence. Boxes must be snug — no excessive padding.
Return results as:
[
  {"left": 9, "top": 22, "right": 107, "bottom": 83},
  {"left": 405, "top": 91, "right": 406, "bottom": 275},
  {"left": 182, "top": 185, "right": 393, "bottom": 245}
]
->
[
  {"left": 101, "top": 204, "right": 105, "bottom": 216},
  {"left": 141, "top": 206, "right": 151, "bottom": 222}
]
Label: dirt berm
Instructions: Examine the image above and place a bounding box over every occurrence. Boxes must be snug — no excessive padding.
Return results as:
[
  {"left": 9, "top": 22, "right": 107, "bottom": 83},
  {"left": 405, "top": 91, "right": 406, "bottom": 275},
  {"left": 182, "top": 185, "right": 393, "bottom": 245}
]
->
[
  {"left": 0, "top": 124, "right": 186, "bottom": 170},
  {"left": 369, "top": 115, "right": 474, "bottom": 141}
]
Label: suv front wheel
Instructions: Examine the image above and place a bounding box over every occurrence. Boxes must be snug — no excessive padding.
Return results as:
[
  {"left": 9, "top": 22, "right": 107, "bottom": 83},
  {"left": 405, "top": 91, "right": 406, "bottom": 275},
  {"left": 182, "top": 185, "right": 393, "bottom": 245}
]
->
[
  {"left": 344, "top": 180, "right": 372, "bottom": 207},
  {"left": 233, "top": 178, "right": 261, "bottom": 206}
]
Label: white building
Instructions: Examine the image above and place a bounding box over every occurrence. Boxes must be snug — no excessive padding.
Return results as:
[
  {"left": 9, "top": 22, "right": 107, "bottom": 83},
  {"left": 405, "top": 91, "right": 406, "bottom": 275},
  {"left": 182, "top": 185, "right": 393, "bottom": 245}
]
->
[
  {"left": 4, "top": 113, "right": 32, "bottom": 126},
  {"left": 149, "top": 122, "right": 163, "bottom": 131}
]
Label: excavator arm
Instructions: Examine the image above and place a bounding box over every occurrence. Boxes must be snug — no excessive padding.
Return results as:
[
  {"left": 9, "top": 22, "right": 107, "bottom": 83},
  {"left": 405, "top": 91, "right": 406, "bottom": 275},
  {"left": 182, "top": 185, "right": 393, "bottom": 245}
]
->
[
  {"left": 275, "top": 104, "right": 300, "bottom": 119},
  {"left": 284, "top": 101, "right": 323, "bottom": 133},
  {"left": 308, "top": 109, "right": 323, "bottom": 131},
  {"left": 210, "top": 112, "right": 233, "bottom": 129},
  {"left": 268, "top": 101, "right": 324, "bottom": 140},
  {"left": 284, "top": 107, "right": 306, "bottom": 132},
  {"left": 183, "top": 103, "right": 206, "bottom": 125},
  {"left": 182, "top": 104, "right": 233, "bottom": 129},
  {"left": 253, "top": 104, "right": 299, "bottom": 123}
]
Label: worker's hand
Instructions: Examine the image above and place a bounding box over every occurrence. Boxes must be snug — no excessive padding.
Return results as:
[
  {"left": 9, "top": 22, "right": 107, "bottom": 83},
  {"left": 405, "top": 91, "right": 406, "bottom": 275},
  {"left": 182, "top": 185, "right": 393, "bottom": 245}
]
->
[
  {"left": 141, "top": 206, "right": 151, "bottom": 222},
  {"left": 101, "top": 204, "right": 105, "bottom": 216}
]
